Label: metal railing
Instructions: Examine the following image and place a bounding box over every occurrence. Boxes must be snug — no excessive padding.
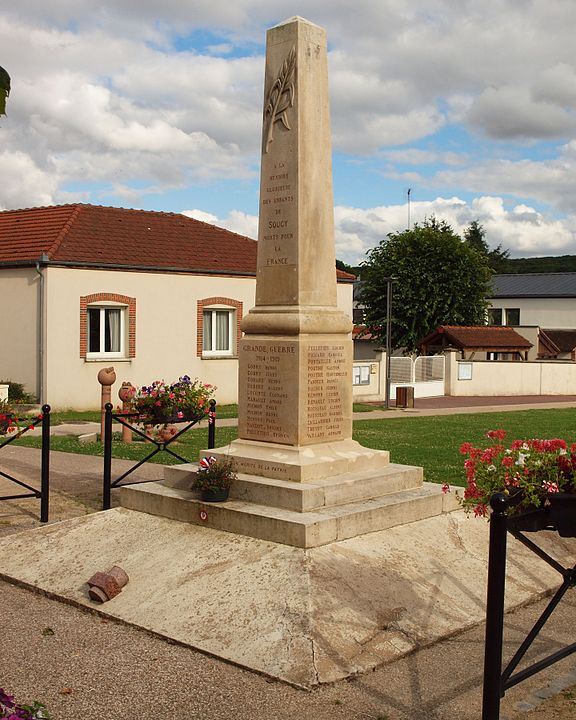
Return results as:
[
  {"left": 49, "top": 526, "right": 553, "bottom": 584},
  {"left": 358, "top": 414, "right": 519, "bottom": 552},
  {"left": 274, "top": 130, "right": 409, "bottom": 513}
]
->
[
  {"left": 482, "top": 493, "right": 576, "bottom": 719},
  {"left": 0, "top": 404, "right": 51, "bottom": 522},
  {"left": 102, "top": 399, "right": 217, "bottom": 510}
]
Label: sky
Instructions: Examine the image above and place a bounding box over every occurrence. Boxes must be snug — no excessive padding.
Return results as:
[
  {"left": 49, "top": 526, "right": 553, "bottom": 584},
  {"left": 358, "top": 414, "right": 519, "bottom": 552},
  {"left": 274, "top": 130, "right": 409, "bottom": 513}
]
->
[{"left": 1, "top": 1, "right": 576, "bottom": 265}]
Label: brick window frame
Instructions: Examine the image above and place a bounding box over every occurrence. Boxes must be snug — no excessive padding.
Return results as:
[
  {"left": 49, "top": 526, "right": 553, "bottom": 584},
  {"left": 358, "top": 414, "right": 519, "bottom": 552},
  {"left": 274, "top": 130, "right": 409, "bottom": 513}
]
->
[
  {"left": 197, "top": 297, "right": 243, "bottom": 358},
  {"left": 80, "top": 293, "right": 136, "bottom": 359}
]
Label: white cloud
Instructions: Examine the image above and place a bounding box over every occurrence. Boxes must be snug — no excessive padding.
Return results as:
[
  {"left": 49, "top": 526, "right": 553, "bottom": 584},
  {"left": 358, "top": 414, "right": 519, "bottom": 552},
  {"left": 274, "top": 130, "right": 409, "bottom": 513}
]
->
[
  {"left": 332, "top": 196, "right": 576, "bottom": 265},
  {"left": 182, "top": 209, "right": 258, "bottom": 239}
]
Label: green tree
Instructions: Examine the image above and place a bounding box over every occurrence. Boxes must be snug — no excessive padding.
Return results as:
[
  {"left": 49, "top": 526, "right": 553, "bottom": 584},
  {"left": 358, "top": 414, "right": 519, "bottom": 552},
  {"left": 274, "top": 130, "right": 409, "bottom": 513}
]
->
[
  {"left": 463, "top": 220, "right": 510, "bottom": 273},
  {"left": 359, "top": 217, "right": 493, "bottom": 352},
  {"left": 0, "top": 66, "right": 10, "bottom": 116}
]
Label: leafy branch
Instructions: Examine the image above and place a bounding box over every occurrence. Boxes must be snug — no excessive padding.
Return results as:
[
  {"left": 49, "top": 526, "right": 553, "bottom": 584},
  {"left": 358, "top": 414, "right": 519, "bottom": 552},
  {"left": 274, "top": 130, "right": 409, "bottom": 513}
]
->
[{"left": 0, "top": 66, "right": 10, "bottom": 117}]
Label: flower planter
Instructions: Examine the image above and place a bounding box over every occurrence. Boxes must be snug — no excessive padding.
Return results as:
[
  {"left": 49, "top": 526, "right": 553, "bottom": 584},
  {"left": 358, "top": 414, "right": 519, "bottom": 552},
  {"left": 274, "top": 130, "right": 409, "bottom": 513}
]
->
[
  {"left": 547, "top": 493, "right": 576, "bottom": 538},
  {"left": 150, "top": 407, "right": 202, "bottom": 425},
  {"left": 0, "top": 412, "right": 14, "bottom": 435},
  {"left": 200, "top": 487, "right": 230, "bottom": 503},
  {"left": 507, "top": 507, "right": 553, "bottom": 533}
]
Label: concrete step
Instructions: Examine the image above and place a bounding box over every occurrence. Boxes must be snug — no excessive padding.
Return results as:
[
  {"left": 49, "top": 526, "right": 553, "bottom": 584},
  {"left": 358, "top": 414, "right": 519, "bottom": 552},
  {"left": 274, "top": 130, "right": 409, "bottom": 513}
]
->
[
  {"left": 120, "top": 481, "right": 458, "bottom": 548},
  {"left": 164, "top": 462, "right": 423, "bottom": 512}
]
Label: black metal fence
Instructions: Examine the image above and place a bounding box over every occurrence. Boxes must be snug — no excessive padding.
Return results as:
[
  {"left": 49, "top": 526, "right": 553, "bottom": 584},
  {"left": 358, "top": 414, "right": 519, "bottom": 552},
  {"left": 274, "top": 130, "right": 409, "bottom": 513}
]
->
[
  {"left": 0, "top": 404, "right": 51, "bottom": 522},
  {"left": 482, "top": 493, "right": 576, "bottom": 719},
  {"left": 102, "top": 399, "right": 217, "bottom": 509}
]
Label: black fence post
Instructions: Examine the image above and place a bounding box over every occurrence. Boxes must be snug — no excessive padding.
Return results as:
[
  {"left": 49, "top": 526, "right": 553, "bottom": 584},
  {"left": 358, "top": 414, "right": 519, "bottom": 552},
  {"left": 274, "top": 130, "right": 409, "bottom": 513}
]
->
[
  {"left": 482, "top": 492, "right": 509, "bottom": 720},
  {"left": 208, "top": 399, "right": 216, "bottom": 450},
  {"left": 103, "top": 402, "right": 113, "bottom": 510},
  {"left": 40, "top": 404, "right": 50, "bottom": 522}
]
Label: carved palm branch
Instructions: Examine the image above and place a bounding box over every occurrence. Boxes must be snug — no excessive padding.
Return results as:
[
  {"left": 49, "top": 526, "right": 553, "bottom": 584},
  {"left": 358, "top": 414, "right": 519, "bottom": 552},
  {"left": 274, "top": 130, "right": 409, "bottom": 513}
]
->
[{"left": 264, "top": 46, "right": 296, "bottom": 152}]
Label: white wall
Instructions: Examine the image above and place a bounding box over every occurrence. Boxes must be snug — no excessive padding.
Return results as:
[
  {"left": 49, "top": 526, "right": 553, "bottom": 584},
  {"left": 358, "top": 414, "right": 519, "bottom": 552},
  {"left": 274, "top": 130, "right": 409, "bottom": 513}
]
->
[
  {"left": 446, "top": 352, "right": 576, "bottom": 396},
  {"left": 0, "top": 268, "right": 39, "bottom": 398},
  {"left": 489, "top": 297, "right": 576, "bottom": 329},
  {"left": 43, "top": 267, "right": 355, "bottom": 409}
]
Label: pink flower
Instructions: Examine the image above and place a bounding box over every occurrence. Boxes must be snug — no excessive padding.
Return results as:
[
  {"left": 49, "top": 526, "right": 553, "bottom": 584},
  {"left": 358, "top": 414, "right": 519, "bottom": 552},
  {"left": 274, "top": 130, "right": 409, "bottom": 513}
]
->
[
  {"left": 459, "top": 442, "right": 474, "bottom": 455},
  {"left": 441, "top": 483, "right": 450, "bottom": 494}
]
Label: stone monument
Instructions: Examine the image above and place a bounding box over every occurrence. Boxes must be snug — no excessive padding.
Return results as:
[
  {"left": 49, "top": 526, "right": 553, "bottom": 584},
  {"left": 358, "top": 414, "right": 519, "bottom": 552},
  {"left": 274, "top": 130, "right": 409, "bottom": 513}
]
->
[
  {"left": 212, "top": 16, "right": 388, "bottom": 481},
  {"left": 121, "top": 16, "right": 456, "bottom": 549}
]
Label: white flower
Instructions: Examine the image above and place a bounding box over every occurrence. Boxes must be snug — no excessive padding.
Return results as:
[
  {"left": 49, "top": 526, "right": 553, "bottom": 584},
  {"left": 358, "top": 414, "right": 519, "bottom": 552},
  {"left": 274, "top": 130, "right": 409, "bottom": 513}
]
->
[
  {"left": 515, "top": 453, "right": 527, "bottom": 466},
  {"left": 559, "top": 448, "right": 567, "bottom": 455},
  {"left": 488, "top": 464, "right": 496, "bottom": 472}
]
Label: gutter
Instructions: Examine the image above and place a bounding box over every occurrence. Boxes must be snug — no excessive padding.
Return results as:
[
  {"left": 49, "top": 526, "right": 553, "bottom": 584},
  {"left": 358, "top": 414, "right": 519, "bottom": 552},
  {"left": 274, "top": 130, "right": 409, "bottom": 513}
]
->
[
  {"left": 0, "top": 260, "right": 355, "bottom": 283},
  {"left": 34, "top": 254, "right": 49, "bottom": 404}
]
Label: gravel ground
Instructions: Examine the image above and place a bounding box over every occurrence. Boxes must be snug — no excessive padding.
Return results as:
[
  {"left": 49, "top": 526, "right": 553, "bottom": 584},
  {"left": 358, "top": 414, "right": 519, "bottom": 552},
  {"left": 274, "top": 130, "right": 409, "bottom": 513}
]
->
[
  {"left": 2, "top": 560, "right": 575, "bottom": 719},
  {"left": 1, "top": 446, "right": 575, "bottom": 719}
]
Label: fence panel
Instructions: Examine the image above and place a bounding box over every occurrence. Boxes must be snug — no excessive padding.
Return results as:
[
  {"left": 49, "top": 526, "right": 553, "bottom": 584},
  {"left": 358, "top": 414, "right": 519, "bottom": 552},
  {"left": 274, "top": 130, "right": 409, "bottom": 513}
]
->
[
  {"left": 414, "top": 355, "right": 444, "bottom": 382},
  {"left": 389, "top": 357, "right": 413, "bottom": 384}
]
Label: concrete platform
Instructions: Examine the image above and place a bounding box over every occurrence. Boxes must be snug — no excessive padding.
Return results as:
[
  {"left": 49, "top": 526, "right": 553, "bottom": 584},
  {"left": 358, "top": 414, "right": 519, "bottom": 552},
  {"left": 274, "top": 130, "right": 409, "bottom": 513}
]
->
[{"left": 0, "top": 507, "right": 574, "bottom": 688}]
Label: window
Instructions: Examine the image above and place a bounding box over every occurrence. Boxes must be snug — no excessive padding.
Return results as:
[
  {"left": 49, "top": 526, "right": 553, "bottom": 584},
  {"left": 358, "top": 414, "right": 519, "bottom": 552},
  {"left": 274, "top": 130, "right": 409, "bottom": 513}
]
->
[
  {"left": 488, "top": 308, "right": 503, "bottom": 325},
  {"left": 202, "top": 309, "right": 234, "bottom": 356},
  {"left": 87, "top": 306, "right": 125, "bottom": 358},
  {"left": 505, "top": 308, "right": 520, "bottom": 326},
  {"left": 353, "top": 365, "right": 371, "bottom": 385},
  {"left": 80, "top": 293, "right": 136, "bottom": 360},
  {"left": 197, "top": 297, "right": 243, "bottom": 358}
]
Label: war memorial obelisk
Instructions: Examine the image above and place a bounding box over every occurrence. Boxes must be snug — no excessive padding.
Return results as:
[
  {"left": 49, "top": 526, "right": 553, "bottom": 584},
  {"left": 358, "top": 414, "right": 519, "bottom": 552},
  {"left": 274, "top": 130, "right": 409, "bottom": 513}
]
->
[{"left": 219, "top": 16, "right": 389, "bottom": 481}]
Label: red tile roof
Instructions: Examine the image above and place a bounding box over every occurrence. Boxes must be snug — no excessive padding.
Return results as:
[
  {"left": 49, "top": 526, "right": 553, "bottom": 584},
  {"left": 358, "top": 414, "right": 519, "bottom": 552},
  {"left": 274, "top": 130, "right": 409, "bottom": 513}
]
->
[
  {"left": 419, "top": 325, "right": 533, "bottom": 350},
  {"left": 0, "top": 204, "right": 355, "bottom": 281}
]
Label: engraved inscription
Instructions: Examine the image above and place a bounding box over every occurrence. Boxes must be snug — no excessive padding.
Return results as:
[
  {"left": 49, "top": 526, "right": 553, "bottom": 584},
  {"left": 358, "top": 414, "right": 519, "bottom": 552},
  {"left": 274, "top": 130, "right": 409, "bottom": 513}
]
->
[
  {"left": 264, "top": 46, "right": 296, "bottom": 153},
  {"left": 242, "top": 342, "right": 295, "bottom": 443},
  {"left": 304, "top": 344, "right": 348, "bottom": 442}
]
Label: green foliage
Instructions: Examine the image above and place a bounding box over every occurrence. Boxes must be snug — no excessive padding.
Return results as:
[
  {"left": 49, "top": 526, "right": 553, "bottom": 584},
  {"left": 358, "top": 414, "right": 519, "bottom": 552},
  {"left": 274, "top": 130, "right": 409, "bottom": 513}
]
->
[
  {"left": 0, "top": 379, "right": 36, "bottom": 404},
  {"left": 463, "top": 220, "right": 510, "bottom": 273},
  {"left": 500, "top": 254, "right": 576, "bottom": 274},
  {"left": 359, "top": 217, "right": 493, "bottom": 352},
  {"left": 0, "top": 66, "right": 10, "bottom": 116}
]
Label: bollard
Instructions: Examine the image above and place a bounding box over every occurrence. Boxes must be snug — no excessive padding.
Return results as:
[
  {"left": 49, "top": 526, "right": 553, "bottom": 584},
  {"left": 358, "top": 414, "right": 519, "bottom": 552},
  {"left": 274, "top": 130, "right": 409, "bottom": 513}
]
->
[
  {"left": 97, "top": 367, "right": 116, "bottom": 442},
  {"left": 118, "top": 381, "right": 136, "bottom": 443}
]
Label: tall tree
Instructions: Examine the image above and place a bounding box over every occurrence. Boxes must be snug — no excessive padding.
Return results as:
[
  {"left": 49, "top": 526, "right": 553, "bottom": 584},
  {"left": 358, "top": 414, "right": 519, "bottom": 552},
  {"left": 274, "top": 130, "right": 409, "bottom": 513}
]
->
[
  {"left": 463, "top": 220, "right": 510, "bottom": 273},
  {"left": 359, "top": 217, "right": 493, "bottom": 352},
  {"left": 0, "top": 66, "right": 10, "bottom": 116}
]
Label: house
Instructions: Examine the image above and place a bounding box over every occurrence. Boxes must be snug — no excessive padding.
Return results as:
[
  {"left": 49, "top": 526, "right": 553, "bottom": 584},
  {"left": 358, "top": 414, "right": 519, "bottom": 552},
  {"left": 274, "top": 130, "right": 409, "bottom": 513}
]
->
[
  {"left": 488, "top": 273, "right": 576, "bottom": 328},
  {"left": 0, "top": 204, "right": 355, "bottom": 409},
  {"left": 417, "top": 325, "right": 533, "bottom": 361}
]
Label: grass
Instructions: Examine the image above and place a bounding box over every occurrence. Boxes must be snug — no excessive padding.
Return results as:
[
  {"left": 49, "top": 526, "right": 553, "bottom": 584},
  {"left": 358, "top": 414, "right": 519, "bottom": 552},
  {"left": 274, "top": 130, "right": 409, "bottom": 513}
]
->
[
  {"left": 12, "top": 407, "right": 576, "bottom": 486},
  {"left": 46, "top": 404, "right": 239, "bottom": 425},
  {"left": 353, "top": 407, "right": 576, "bottom": 485}
]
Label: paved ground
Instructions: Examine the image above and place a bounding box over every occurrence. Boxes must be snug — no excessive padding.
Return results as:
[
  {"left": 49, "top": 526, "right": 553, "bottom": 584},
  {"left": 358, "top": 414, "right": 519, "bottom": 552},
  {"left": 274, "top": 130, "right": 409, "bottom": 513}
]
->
[{"left": 1, "top": 396, "right": 575, "bottom": 718}]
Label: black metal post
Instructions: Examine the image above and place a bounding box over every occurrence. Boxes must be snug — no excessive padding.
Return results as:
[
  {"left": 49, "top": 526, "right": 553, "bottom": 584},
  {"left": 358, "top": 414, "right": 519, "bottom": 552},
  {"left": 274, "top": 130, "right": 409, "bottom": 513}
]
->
[
  {"left": 208, "top": 399, "right": 216, "bottom": 450},
  {"left": 384, "top": 279, "right": 393, "bottom": 409},
  {"left": 482, "top": 492, "right": 510, "bottom": 720},
  {"left": 103, "top": 402, "right": 113, "bottom": 510},
  {"left": 40, "top": 404, "right": 50, "bottom": 522}
]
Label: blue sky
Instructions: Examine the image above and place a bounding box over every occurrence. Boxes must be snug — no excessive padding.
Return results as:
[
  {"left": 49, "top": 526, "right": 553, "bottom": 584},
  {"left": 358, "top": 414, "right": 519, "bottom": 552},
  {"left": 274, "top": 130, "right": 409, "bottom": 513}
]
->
[{"left": 1, "top": 1, "right": 576, "bottom": 264}]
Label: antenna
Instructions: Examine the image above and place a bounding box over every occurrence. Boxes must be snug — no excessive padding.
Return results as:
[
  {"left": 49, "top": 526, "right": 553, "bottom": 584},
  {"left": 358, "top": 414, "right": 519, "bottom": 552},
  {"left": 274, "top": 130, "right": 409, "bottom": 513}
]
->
[{"left": 407, "top": 188, "right": 412, "bottom": 230}]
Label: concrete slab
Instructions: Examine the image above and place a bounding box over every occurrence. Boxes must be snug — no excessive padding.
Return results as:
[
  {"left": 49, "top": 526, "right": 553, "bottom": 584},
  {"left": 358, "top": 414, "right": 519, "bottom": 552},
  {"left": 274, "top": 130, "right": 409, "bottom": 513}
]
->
[{"left": 0, "top": 507, "right": 574, "bottom": 687}]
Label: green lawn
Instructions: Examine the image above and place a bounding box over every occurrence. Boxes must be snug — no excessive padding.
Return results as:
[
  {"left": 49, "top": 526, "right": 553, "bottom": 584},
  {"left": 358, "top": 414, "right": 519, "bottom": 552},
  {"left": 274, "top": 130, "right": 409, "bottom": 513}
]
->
[{"left": 13, "top": 407, "right": 576, "bottom": 487}]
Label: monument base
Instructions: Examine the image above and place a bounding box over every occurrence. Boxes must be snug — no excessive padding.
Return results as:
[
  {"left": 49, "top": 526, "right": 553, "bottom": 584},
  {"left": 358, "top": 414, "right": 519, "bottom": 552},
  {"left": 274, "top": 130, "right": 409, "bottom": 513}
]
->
[
  {"left": 1, "top": 508, "right": 573, "bottom": 687},
  {"left": 206, "top": 437, "right": 389, "bottom": 482}
]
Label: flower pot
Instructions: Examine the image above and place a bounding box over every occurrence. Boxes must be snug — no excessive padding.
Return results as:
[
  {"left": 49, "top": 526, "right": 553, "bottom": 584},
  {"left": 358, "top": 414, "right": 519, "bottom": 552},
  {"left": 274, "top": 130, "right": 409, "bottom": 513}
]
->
[
  {"left": 200, "top": 487, "right": 230, "bottom": 503},
  {"left": 150, "top": 407, "right": 201, "bottom": 424},
  {"left": 547, "top": 493, "right": 576, "bottom": 538},
  {"left": 507, "top": 507, "right": 552, "bottom": 533}
]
